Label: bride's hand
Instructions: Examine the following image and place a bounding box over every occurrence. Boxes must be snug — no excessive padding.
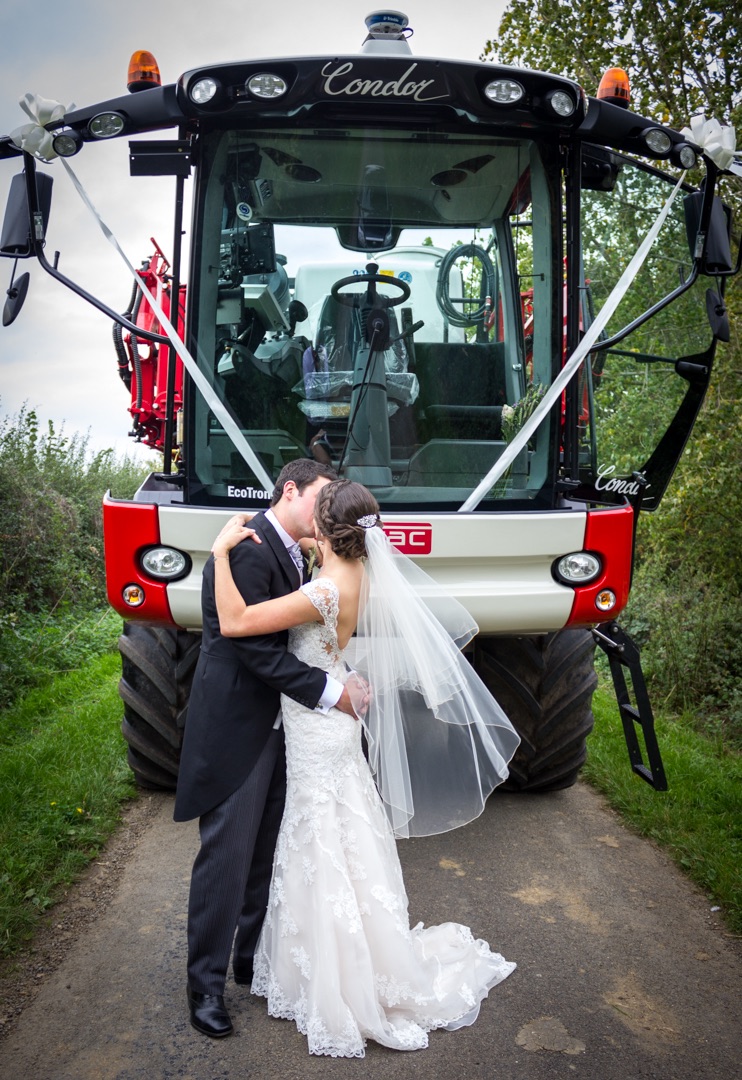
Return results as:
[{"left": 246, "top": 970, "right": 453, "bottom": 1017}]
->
[
  {"left": 212, "top": 515, "right": 262, "bottom": 558},
  {"left": 343, "top": 673, "right": 372, "bottom": 720}
]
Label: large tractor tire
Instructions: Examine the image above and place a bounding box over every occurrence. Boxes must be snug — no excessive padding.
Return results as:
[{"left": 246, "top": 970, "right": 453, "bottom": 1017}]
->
[
  {"left": 474, "top": 629, "right": 597, "bottom": 792},
  {"left": 118, "top": 623, "right": 201, "bottom": 790}
]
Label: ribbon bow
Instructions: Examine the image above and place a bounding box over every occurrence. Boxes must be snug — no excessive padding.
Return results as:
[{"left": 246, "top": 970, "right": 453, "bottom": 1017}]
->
[
  {"left": 681, "top": 114, "right": 742, "bottom": 177},
  {"left": 10, "top": 92, "right": 74, "bottom": 163}
]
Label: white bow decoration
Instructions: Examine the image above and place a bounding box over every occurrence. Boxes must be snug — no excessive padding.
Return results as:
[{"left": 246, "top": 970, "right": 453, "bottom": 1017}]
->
[
  {"left": 10, "top": 92, "right": 74, "bottom": 163},
  {"left": 681, "top": 114, "right": 742, "bottom": 177}
]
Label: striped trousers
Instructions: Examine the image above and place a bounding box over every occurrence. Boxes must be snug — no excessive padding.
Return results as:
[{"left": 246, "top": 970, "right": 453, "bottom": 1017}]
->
[{"left": 186, "top": 727, "right": 286, "bottom": 995}]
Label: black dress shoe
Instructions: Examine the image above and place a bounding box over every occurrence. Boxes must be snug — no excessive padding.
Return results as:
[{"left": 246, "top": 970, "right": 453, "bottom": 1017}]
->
[
  {"left": 187, "top": 986, "right": 233, "bottom": 1038},
  {"left": 233, "top": 961, "right": 253, "bottom": 986}
]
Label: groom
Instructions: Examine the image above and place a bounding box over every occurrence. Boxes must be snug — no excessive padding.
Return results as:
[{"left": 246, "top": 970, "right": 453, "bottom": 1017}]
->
[{"left": 174, "top": 458, "right": 357, "bottom": 1038}]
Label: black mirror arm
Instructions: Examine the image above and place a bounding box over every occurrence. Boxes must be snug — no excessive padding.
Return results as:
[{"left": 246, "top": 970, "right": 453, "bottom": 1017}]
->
[
  {"left": 20, "top": 152, "right": 170, "bottom": 345},
  {"left": 34, "top": 242, "right": 171, "bottom": 344},
  {"left": 0, "top": 136, "right": 24, "bottom": 161},
  {"left": 591, "top": 262, "right": 700, "bottom": 353}
]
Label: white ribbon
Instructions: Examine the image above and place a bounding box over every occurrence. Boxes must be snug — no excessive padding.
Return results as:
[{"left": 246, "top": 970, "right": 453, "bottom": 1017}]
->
[
  {"left": 681, "top": 114, "right": 742, "bottom": 178},
  {"left": 10, "top": 93, "right": 73, "bottom": 162},
  {"left": 59, "top": 159, "right": 275, "bottom": 492},
  {"left": 459, "top": 171, "right": 687, "bottom": 512}
]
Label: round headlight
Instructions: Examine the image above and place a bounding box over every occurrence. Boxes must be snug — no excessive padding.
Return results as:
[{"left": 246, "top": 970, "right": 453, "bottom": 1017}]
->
[
  {"left": 643, "top": 128, "right": 672, "bottom": 155},
  {"left": 548, "top": 90, "right": 575, "bottom": 117},
  {"left": 247, "top": 73, "right": 288, "bottom": 99},
  {"left": 677, "top": 144, "right": 697, "bottom": 169},
  {"left": 52, "top": 129, "right": 83, "bottom": 158},
  {"left": 484, "top": 79, "right": 525, "bottom": 105},
  {"left": 140, "top": 546, "right": 189, "bottom": 580},
  {"left": 190, "top": 77, "right": 219, "bottom": 105},
  {"left": 555, "top": 552, "right": 602, "bottom": 584},
  {"left": 88, "top": 112, "right": 125, "bottom": 139}
]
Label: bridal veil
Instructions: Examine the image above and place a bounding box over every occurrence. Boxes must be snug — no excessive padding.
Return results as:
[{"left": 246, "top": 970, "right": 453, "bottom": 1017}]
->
[{"left": 345, "top": 525, "right": 520, "bottom": 838}]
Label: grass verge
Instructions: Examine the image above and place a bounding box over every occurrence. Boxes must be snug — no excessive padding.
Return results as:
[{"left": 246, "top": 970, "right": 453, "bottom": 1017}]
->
[
  {"left": 585, "top": 681, "right": 742, "bottom": 936},
  {"left": 0, "top": 652, "right": 135, "bottom": 958}
]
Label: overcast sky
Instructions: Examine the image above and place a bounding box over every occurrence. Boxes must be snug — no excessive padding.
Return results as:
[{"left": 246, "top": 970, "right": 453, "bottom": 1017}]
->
[{"left": 0, "top": 0, "right": 510, "bottom": 459}]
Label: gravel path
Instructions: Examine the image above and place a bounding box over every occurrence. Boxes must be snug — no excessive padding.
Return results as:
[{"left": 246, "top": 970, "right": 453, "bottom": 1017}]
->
[{"left": 0, "top": 783, "right": 740, "bottom": 1079}]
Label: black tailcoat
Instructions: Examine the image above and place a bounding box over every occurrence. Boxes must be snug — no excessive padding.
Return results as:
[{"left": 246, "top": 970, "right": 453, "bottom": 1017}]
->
[{"left": 174, "top": 512, "right": 325, "bottom": 822}]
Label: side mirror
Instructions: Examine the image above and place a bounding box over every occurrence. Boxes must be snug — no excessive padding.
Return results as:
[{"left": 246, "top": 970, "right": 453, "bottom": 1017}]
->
[
  {"left": 684, "top": 192, "right": 733, "bottom": 276},
  {"left": 705, "top": 288, "right": 730, "bottom": 343},
  {"left": 0, "top": 171, "right": 54, "bottom": 258},
  {"left": 3, "top": 269, "right": 30, "bottom": 326}
]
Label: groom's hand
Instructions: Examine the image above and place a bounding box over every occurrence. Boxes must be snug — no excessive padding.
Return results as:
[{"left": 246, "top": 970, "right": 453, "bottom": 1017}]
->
[{"left": 338, "top": 674, "right": 371, "bottom": 720}]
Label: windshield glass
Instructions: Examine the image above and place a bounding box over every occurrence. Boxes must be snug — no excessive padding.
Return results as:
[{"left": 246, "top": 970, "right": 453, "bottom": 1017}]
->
[{"left": 189, "top": 126, "right": 558, "bottom": 509}]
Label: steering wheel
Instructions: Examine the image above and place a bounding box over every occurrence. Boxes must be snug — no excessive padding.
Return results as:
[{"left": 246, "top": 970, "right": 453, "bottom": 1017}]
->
[{"left": 331, "top": 271, "right": 411, "bottom": 308}]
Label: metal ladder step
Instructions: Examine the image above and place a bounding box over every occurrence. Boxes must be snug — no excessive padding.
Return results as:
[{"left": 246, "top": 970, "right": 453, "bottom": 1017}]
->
[{"left": 592, "top": 623, "right": 668, "bottom": 791}]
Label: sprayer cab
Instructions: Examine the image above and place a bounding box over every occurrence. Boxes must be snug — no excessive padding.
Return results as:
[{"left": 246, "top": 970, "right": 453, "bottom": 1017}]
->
[{"left": 0, "top": 10, "right": 738, "bottom": 793}]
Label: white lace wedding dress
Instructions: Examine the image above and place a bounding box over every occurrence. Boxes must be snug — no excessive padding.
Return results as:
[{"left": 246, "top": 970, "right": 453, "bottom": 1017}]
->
[{"left": 251, "top": 578, "right": 516, "bottom": 1057}]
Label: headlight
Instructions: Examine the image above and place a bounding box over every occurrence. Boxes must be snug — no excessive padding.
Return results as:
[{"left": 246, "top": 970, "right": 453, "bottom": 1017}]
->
[
  {"left": 140, "top": 546, "right": 190, "bottom": 580},
  {"left": 190, "top": 77, "right": 220, "bottom": 105},
  {"left": 247, "top": 73, "right": 288, "bottom": 99},
  {"left": 547, "top": 90, "right": 575, "bottom": 117},
  {"left": 676, "top": 144, "right": 698, "bottom": 169},
  {"left": 88, "top": 112, "right": 126, "bottom": 139},
  {"left": 554, "top": 552, "right": 602, "bottom": 585},
  {"left": 643, "top": 128, "right": 672, "bottom": 155},
  {"left": 52, "top": 128, "right": 83, "bottom": 157},
  {"left": 484, "top": 79, "right": 525, "bottom": 105}
]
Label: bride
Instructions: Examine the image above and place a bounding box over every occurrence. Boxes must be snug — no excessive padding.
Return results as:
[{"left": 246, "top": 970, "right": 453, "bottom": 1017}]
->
[{"left": 211, "top": 478, "right": 520, "bottom": 1057}]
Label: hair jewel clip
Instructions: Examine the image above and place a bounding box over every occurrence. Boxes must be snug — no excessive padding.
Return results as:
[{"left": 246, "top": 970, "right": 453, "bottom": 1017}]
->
[{"left": 356, "top": 515, "right": 378, "bottom": 529}]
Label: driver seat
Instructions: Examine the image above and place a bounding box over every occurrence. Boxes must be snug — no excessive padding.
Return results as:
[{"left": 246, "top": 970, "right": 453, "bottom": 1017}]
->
[
  {"left": 315, "top": 296, "right": 363, "bottom": 371},
  {"left": 314, "top": 295, "right": 410, "bottom": 373},
  {"left": 307, "top": 294, "right": 416, "bottom": 458}
]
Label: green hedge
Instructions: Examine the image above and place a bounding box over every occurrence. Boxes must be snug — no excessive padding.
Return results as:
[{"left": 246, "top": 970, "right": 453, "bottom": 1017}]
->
[{"left": 0, "top": 406, "right": 155, "bottom": 708}]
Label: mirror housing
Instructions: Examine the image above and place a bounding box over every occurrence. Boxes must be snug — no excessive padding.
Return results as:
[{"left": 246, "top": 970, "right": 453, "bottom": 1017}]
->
[
  {"left": 705, "top": 288, "right": 730, "bottom": 342},
  {"left": 0, "top": 171, "right": 53, "bottom": 258},
  {"left": 684, "top": 192, "right": 733, "bottom": 275}
]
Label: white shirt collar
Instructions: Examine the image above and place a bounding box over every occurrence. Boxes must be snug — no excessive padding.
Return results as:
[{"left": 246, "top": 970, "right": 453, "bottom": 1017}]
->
[{"left": 265, "top": 507, "right": 299, "bottom": 552}]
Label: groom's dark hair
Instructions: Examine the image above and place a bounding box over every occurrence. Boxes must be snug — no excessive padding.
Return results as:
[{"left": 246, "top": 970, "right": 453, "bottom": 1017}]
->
[{"left": 270, "top": 458, "right": 338, "bottom": 506}]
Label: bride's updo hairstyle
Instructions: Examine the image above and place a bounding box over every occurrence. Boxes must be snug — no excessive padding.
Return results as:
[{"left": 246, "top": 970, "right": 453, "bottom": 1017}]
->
[{"left": 314, "top": 480, "right": 381, "bottom": 560}]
